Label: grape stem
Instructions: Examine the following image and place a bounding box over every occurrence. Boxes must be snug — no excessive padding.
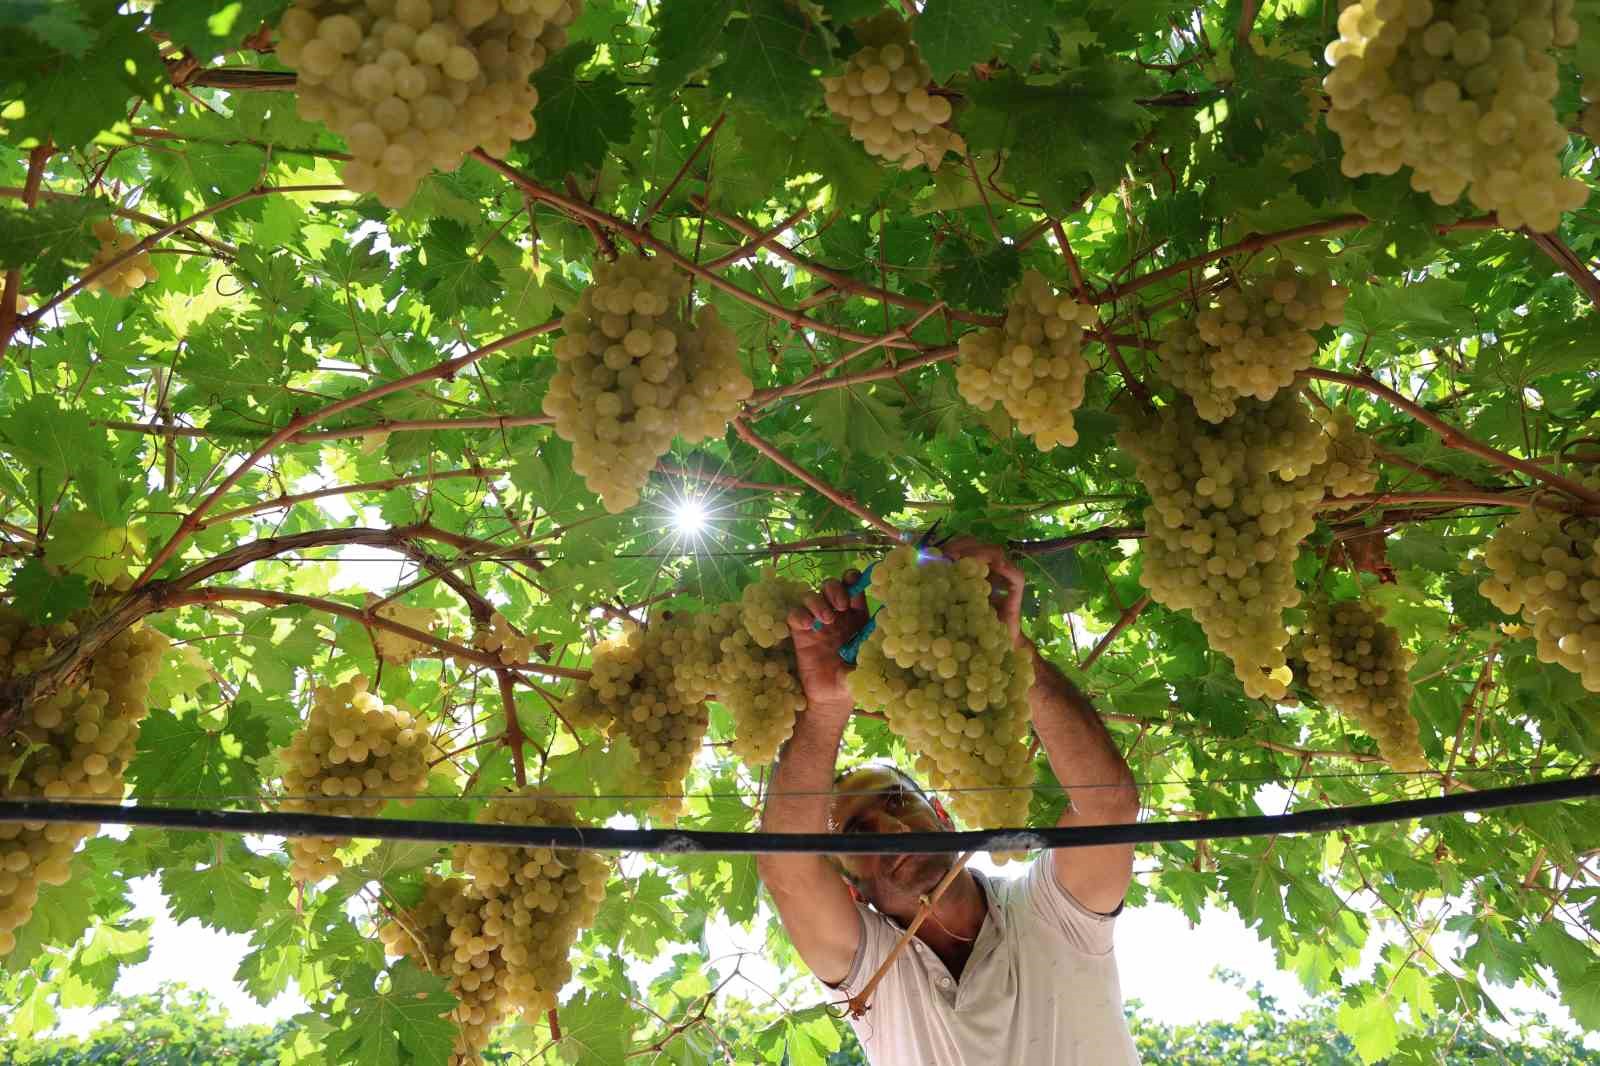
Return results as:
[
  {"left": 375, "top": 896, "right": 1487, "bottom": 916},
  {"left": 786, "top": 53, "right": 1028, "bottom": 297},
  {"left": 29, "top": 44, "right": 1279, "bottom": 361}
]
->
[
  {"left": 1300, "top": 369, "right": 1600, "bottom": 507},
  {"left": 496, "top": 670, "right": 528, "bottom": 789},
  {"left": 638, "top": 112, "right": 726, "bottom": 226},
  {"left": 731, "top": 418, "right": 900, "bottom": 538},
  {"left": 0, "top": 143, "right": 52, "bottom": 364},
  {"left": 1078, "top": 596, "right": 1151, "bottom": 671}
]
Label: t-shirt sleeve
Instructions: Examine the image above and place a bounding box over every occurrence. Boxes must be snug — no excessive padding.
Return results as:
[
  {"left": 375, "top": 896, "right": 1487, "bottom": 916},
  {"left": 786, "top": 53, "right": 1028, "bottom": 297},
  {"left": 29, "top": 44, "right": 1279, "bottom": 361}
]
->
[
  {"left": 1018, "top": 856, "right": 1119, "bottom": 957},
  {"left": 828, "top": 903, "right": 897, "bottom": 998}
]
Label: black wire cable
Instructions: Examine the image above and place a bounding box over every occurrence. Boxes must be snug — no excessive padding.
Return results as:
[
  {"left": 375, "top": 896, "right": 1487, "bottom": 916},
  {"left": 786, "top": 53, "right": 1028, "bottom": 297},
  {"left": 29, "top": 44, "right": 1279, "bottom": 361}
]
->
[{"left": 2, "top": 773, "right": 1596, "bottom": 855}]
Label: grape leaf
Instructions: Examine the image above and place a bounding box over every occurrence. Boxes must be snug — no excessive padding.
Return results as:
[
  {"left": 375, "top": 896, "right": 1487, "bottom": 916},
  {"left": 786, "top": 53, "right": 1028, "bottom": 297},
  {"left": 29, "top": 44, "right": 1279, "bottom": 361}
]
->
[
  {"left": 5, "top": 558, "right": 91, "bottom": 625},
  {"left": 400, "top": 220, "right": 505, "bottom": 320},
  {"left": 160, "top": 842, "right": 269, "bottom": 934},
  {"left": 148, "top": 0, "right": 289, "bottom": 61},
  {"left": 651, "top": 0, "right": 735, "bottom": 102},
  {"left": 524, "top": 43, "right": 636, "bottom": 180},
  {"left": 127, "top": 702, "right": 274, "bottom": 802},
  {"left": 324, "top": 961, "right": 458, "bottom": 1066},
  {"left": 960, "top": 60, "right": 1153, "bottom": 214},
  {"left": 558, "top": 988, "right": 641, "bottom": 1065},
  {"left": 914, "top": 0, "right": 1058, "bottom": 80},
  {"left": 934, "top": 238, "right": 1021, "bottom": 312},
  {"left": 709, "top": 0, "right": 827, "bottom": 117},
  {"left": 0, "top": 2, "right": 167, "bottom": 148}
]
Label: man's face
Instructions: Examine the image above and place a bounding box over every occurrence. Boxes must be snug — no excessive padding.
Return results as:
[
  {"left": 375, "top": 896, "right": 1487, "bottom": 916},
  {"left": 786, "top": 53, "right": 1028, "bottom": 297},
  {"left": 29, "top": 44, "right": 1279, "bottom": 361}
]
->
[{"left": 828, "top": 768, "right": 956, "bottom": 915}]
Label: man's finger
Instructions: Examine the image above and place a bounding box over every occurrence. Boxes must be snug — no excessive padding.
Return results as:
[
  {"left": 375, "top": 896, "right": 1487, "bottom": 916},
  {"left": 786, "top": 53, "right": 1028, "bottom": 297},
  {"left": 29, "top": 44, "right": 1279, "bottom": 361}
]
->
[
  {"left": 804, "top": 592, "right": 835, "bottom": 625},
  {"left": 822, "top": 578, "right": 849, "bottom": 612},
  {"left": 786, "top": 606, "right": 817, "bottom": 635}
]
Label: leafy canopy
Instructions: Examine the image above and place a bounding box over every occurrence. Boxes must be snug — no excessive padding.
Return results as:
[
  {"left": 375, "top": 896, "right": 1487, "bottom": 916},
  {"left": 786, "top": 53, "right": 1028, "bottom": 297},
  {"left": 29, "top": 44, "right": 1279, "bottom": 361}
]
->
[{"left": 2, "top": 0, "right": 1599, "bottom": 1063}]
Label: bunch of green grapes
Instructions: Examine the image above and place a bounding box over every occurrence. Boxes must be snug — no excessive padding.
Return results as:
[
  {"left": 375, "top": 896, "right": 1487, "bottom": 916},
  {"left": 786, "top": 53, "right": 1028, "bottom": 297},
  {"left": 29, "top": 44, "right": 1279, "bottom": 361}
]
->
[
  {"left": 1118, "top": 394, "right": 1333, "bottom": 700},
  {"left": 278, "top": 675, "right": 435, "bottom": 881},
  {"left": 369, "top": 598, "right": 442, "bottom": 664},
  {"left": 656, "top": 607, "right": 736, "bottom": 703},
  {"left": 0, "top": 614, "right": 167, "bottom": 957},
  {"left": 1156, "top": 266, "right": 1348, "bottom": 422},
  {"left": 473, "top": 611, "right": 537, "bottom": 666},
  {"left": 847, "top": 546, "right": 1036, "bottom": 839},
  {"left": 1312, "top": 407, "right": 1381, "bottom": 498},
  {"left": 821, "top": 14, "right": 963, "bottom": 170},
  {"left": 541, "top": 254, "right": 753, "bottom": 512},
  {"left": 562, "top": 624, "right": 709, "bottom": 818},
  {"left": 955, "top": 271, "right": 1100, "bottom": 449},
  {"left": 275, "top": 0, "right": 580, "bottom": 208},
  {"left": 1322, "top": 0, "right": 1587, "bottom": 232},
  {"left": 1293, "top": 600, "right": 1428, "bottom": 770},
  {"left": 1478, "top": 479, "right": 1600, "bottom": 692},
  {"left": 713, "top": 572, "right": 811, "bottom": 763},
  {"left": 83, "top": 220, "right": 158, "bottom": 297},
  {"left": 379, "top": 875, "right": 512, "bottom": 1065},
  {"left": 452, "top": 791, "right": 609, "bottom": 1016}
]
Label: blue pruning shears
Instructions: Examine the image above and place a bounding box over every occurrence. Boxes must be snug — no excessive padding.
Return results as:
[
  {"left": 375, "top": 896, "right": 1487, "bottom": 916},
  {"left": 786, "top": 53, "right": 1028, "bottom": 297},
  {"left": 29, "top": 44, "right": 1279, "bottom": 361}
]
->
[{"left": 813, "top": 521, "right": 952, "bottom": 664}]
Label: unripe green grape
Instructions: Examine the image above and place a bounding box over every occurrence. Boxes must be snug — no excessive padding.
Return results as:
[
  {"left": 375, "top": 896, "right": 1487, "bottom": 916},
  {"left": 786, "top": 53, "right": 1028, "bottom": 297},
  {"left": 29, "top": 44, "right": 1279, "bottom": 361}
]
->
[
  {"left": 821, "top": 14, "right": 965, "bottom": 170},
  {"left": 956, "top": 271, "right": 1099, "bottom": 450}
]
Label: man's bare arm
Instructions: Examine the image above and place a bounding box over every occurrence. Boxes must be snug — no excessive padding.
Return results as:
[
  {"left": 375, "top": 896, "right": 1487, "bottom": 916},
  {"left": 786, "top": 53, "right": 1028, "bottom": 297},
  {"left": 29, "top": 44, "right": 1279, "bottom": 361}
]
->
[
  {"left": 941, "top": 538, "right": 1139, "bottom": 914},
  {"left": 1022, "top": 644, "right": 1140, "bottom": 914},
  {"left": 755, "top": 575, "right": 868, "bottom": 986}
]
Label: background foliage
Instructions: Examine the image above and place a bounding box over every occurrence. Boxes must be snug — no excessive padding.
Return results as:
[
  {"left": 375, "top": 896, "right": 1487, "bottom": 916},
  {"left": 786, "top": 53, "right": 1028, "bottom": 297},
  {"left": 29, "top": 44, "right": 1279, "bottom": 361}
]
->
[{"left": 1, "top": 0, "right": 1598, "bottom": 1062}]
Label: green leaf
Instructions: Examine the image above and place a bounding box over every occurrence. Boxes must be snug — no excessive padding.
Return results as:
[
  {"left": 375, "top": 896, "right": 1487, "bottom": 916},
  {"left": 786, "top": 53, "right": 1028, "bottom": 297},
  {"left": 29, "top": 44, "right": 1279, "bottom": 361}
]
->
[
  {"left": 710, "top": 0, "right": 827, "bottom": 116},
  {"left": 914, "top": 0, "right": 1057, "bottom": 80},
  {"left": 652, "top": 0, "right": 735, "bottom": 102},
  {"left": 0, "top": 3, "right": 167, "bottom": 148},
  {"left": 934, "top": 238, "right": 1021, "bottom": 313},
  {"left": 148, "top": 0, "right": 290, "bottom": 61},
  {"left": 325, "top": 961, "right": 458, "bottom": 1066},
  {"left": 1336, "top": 991, "right": 1402, "bottom": 1064},
  {"left": 558, "top": 988, "right": 640, "bottom": 1064},
  {"left": 525, "top": 43, "right": 636, "bottom": 180},
  {"left": 961, "top": 60, "right": 1154, "bottom": 214},
  {"left": 511, "top": 436, "right": 598, "bottom": 518},
  {"left": 0, "top": 198, "right": 99, "bottom": 271},
  {"left": 127, "top": 703, "right": 274, "bottom": 802},
  {"left": 4, "top": 558, "right": 91, "bottom": 625},
  {"left": 401, "top": 220, "right": 505, "bottom": 320},
  {"left": 160, "top": 844, "right": 268, "bottom": 934}
]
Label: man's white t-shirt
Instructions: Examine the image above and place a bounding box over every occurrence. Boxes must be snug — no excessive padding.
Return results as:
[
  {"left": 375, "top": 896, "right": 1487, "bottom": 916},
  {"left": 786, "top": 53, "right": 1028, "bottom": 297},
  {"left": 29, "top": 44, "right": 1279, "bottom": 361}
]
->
[{"left": 831, "top": 861, "right": 1142, "bottom": 1066}]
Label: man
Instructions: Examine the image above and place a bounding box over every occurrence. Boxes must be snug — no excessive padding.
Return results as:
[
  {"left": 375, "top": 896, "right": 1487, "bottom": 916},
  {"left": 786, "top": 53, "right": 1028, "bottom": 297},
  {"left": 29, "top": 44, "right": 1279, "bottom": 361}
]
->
[{"left": 756, "top": 539, "right": 1143, "bottom": 1065}]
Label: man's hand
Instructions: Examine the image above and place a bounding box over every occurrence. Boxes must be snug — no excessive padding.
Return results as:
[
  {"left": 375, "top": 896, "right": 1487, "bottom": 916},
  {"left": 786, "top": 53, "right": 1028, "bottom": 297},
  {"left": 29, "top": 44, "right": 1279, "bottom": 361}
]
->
[
  {"left": 942, "top": 537, "right": 1027, "bottom": 649},
  {"left": 785, "top": 569, "right": 870, "bottom": 717}
]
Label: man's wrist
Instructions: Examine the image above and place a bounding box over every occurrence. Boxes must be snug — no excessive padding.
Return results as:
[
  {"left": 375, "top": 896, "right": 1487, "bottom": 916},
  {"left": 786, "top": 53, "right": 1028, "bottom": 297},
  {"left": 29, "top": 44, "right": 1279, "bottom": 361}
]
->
[{"left": 805, "top": 695, "right": 855, "bottom": 722}]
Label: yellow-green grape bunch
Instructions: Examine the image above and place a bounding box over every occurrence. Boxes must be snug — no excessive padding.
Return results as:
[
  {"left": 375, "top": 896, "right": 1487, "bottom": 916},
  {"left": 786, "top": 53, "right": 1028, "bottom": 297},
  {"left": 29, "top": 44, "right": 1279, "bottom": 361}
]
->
[
  {"left": 1478, "top": 480, "right": 1600, "bottom": 692},
  {"left": 1312, "top": 407, "right": 1381, "bottom": 498},
  {"left": 715, "top": 572, "right": 811, "bottom": 763},
  {"left": 379, "top": 875, "right": 512, "bottom": 1065},
  {"left": 656, "top": 608, "right": 735, "bottom": 703},
  {"left": 1322, "top": 0, "right": 1587, "bottom": 232},
  {"left": 1156, "top": 266, "right": 1348, "bottom": 422},
  {"left": 274, "top": 0, "right": 580, "bottom": 208},
  {"left": 542, "top": 254, "right": 754, "bottom": 512},
  {"left": 562, "top": 624, "right": 709, "bottom": 818},
  {"left": 847, "top": 547, "right": 1036, "bottom": 840},
  {"left": 0, "top": 614, "right": 167, "bottom": 957},
  {"left": 955, "top": 271, "right": 1100, "bottom": 449},
  {"left": 370, "top": 599, "right": 442, "bottom": 664},
  {"left": 821, "top": 15, "right": 963, "bottom": 170},
  {"left": 83, "top": 220, "right": 158, "bottom": 298},
  {"left": 473, "top": 611, "right": 537, "bottom": 666},
  {"left": 278, "top": 675, "right": 434, "bottom": 881},
  {"left": 1117, "top": 394, "right": 1332, "bottom": 700},
  {"left": 452, "top": 791, "right": 609, "bottom": 1016},
  {"left": 1293, "top": 600, "right": 1428, "bottom": 770}
]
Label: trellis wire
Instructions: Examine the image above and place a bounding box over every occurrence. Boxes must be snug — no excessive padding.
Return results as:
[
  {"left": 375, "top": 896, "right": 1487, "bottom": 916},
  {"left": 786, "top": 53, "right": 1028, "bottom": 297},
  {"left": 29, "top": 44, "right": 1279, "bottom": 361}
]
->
[
  {"left": 4, "top": 760, "right": 1572, "bottom": 807},
  {"left": 2, "top": 773, "right": 1594, "bottom": 855}
]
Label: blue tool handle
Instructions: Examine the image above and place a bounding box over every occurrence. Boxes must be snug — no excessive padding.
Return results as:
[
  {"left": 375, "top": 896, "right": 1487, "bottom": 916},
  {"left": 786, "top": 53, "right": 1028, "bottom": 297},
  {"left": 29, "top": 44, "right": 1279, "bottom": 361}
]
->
[
  {"left": 811, "top": 561, "right": 877, "bottom": 632},
  {"left": 838, "top": 612, "right": 878, "bottom": 665}
]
